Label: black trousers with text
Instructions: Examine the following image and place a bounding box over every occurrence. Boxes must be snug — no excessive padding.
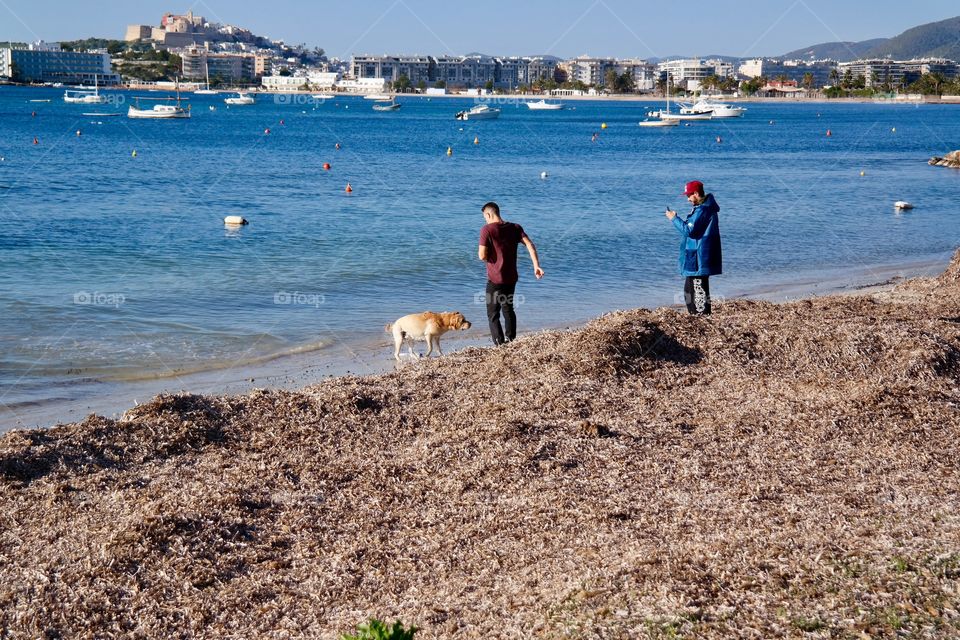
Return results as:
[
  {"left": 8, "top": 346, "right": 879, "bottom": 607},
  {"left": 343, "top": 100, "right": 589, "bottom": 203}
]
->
[
  {"left": 684, "top": 276, "right": 711, "bottom": 315},
  {"left": 486, "top": 281, "right": 517, "bottom": 345}
]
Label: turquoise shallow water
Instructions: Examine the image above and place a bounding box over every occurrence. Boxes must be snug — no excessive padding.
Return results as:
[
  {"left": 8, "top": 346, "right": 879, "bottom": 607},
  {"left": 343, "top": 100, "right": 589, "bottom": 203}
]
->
[{"left": 1, "top": 86, "right": 959, "bottom": 417}]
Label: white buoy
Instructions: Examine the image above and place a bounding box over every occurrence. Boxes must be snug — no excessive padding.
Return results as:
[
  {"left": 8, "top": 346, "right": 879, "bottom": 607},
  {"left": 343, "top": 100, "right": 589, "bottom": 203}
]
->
[
  {"left": 224, "top": 215, "right": 248, "bottom": 226},
  {"left": 893, "top": 201, "right": 914, "bottom": 210},
  {"left": 540, "top": 171, "right": 548, "bottom": 179}
]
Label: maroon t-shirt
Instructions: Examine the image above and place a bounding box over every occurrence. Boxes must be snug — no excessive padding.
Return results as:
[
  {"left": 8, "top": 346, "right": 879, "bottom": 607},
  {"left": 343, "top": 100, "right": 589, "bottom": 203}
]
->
[{"left": 480, "top": 221, "right": 528, "bottom": 285}]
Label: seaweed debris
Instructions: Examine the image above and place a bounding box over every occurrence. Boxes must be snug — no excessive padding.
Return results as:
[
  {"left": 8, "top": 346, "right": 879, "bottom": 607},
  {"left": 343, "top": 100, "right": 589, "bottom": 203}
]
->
[{"left": 2, "top": 253, "right": 960, "bottom": 638}]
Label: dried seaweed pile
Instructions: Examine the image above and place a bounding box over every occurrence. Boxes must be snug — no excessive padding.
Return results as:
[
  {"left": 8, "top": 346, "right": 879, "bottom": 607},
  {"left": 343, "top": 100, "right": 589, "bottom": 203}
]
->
[{"left": 2, "top": 255, "right": 960, "bottom": 639}]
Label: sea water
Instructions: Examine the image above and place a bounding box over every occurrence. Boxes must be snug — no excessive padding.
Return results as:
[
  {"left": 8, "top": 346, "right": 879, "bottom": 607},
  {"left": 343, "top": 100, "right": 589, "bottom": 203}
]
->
[{"left": 1, "top": 86, "right": 959, "bottom": 425}]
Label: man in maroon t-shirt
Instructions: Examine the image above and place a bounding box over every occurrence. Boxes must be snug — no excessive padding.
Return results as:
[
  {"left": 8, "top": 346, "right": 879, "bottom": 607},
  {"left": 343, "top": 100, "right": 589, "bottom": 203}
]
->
[{"left": 478, "top": 201, "right": 544, "bottom": 345}]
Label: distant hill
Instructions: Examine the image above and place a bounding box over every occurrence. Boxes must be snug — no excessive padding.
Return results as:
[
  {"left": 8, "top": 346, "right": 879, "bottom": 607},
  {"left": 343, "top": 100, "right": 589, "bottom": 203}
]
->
[
  {"left": 863, "top": 16, "right": 960, "bottom": 60},
  {"left": 780, "top": 39, "right": 888, "bottom": 62},
  {"left": 779, "top": 15, "right": 960, "bottom": 61}
]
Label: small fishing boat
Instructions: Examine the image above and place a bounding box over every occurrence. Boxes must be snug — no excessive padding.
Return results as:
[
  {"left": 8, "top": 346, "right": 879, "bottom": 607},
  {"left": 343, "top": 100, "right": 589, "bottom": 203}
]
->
[
  {"left": 128, "top": 92, "right": 190, "bottom": 119},
  {"left": 638, "top": 119, "right": 679, "bottom": 127},
  {"left": 64, "top": 77, "right": 107, "bottom": 104}
]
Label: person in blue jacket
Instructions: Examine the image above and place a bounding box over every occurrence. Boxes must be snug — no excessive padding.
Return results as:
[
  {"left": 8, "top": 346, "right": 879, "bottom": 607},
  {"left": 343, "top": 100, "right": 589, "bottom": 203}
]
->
[{"left": 666, "top": 180, "right": 722, "bottom": 315}]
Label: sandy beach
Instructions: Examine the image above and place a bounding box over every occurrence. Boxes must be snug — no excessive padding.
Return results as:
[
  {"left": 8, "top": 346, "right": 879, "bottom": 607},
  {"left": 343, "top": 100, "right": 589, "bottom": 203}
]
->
[{"left": 1, "top": 248, "right": 958, "bottom": 637}]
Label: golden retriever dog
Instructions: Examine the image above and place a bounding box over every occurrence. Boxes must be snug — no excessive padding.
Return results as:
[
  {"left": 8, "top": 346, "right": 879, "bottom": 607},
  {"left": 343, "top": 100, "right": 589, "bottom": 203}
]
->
[{"left": 385, "top": 311, "right": 472, "bottom": 360}]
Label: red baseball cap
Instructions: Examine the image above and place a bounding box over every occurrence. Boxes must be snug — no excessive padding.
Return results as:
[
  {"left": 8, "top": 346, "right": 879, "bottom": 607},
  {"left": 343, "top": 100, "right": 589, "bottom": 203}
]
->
[{"left": 683, "top": 180, "right": 704, "bottom": 197}]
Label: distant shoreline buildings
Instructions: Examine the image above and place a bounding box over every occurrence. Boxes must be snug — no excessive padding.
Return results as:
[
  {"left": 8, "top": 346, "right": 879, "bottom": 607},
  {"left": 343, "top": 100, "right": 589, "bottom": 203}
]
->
[{"left": 1, "top": 8, "right": 959, "bottom": 93}]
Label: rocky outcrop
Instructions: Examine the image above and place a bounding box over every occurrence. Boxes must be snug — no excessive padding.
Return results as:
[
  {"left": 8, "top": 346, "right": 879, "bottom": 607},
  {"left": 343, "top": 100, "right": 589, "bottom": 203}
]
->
[{"left": 928, "top": 149, "right": 960, "bottom": 167}]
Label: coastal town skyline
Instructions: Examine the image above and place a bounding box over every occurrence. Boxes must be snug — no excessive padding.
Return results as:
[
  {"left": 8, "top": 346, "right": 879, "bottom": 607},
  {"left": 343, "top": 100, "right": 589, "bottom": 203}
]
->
[{"left": 1, "top": 0, "right": 959, "bottom": 60}]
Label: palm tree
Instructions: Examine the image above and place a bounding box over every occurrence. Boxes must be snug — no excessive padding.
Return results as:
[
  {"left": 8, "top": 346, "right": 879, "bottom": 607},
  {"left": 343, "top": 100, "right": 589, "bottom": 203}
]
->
[{"left": 802, "top": 72, "right": 815, "bottom": 94}]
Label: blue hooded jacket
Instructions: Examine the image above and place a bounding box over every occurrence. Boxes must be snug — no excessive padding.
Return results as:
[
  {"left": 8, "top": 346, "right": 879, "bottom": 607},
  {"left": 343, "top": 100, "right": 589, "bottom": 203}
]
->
[{"left": 672, "top": 193, "right": 722, "bottom": 277}]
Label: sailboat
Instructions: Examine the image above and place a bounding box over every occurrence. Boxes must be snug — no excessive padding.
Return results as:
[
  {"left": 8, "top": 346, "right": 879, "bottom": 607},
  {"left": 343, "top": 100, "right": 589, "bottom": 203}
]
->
[
  {"left": 195, "top": 59, "right": 218, "bottom": 95},
  {"left": 639, "top": 79, "right": 679, "bottom": 127}
]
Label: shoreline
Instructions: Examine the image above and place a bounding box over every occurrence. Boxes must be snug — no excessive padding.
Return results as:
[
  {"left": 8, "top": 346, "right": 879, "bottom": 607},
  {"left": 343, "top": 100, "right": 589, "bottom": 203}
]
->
[
  {"left": 6, "top": 83, "right": 945, "bottom": 105},
  {"left": 1, "top": 250, "right": 952, "bottom": 433}
]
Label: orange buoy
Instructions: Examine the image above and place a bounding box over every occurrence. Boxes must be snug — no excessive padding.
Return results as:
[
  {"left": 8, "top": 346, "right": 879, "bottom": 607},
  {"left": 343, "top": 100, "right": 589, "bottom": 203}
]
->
[
  {"left": 323, "top": 162, "right": 331, "bottom": 170},
  {"left": 345, "top": 182, "right": 353, "bottom": 193}
]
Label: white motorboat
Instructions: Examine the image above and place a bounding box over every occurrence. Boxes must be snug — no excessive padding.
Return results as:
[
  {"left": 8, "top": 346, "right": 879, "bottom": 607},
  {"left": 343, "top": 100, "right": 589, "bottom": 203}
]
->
[
  {"left": 455, "top": 104, "right": 501, "bottom": 120},
  {"left": 638, "top": 118, "right": 679, "bottom": 127},
  {"left": 224, "top": 92, "right": 255, "bottom": 105},
  {"left": 312, "top": 93, "right": 335, "bottom": 99},
  {"left": 64, "top": 77, "right": 107, "bottom": 104},
  {"left": 526, "top": 100, "right": 563, "bottom": 110},
  {"left": 680, "top": 100, "right": 746, "bottom": 118},
  {"left": 127, "top": 95, "right": 190, "bottom": 119}
]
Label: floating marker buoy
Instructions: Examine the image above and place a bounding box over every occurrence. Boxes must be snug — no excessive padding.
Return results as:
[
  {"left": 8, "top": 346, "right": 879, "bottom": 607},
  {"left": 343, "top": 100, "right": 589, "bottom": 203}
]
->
[
  {"left": 601, "top": 122, "right": 608, "bottom": 129},
  {"left": 894, "top": 201, "right": 913, "bottom": 210},
  {"left": 826, "top": 129, "right": 832, "bottom": 137},
  {"left": 446, "top": 147, "right": 453, "bottom": 156},
  {"left": 769, "top": 120, "right": 774, "bottom": 125},
  {"left": 474, "top": 136, "right": 479, "bottom": 145},
  {"left": 32, "top": 137, "right": 38, "bottom": 145},
  {"left": 345, "top": 182, "right": 353, "bottom": 193},
  {"left": 716, "top": 136, "right": 722, "bottom": 143},
  {"left": 891, "top": 127, "right": 896, "bottom": 133},
  {"left": 335, "top": 142, "right": 341, "bottom": 150},
  {"left": 224, "top": 215, "right": 248, "bottom": 226},
  {"left": 31, "top": 111, "right": 36, "bottom": 117},
  {"left": 264, "top": 128, "right": 271, "bottom": 134},
  {"left": 860, "top": 170, "right": 865, "bottom": 176},
  {"left": 76, "top": 130, "right": 82, "bottom": 137},
  {"left": 131, "top": 150, "right": 137, "bottom": 157},
  {"left": 323, "top": 162, "right": 331, "bottom": 170},
  {"left": 540, "top": 171, "right": 548, "bottom": 179},
  {"left": 279, "top": 119, "right": 285, "bottom": 125}
]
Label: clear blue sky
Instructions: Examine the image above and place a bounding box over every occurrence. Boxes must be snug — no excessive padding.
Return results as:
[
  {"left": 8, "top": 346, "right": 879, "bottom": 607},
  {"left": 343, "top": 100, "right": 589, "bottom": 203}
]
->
[{"left": 1, "top": 0, "right": 958, "bottom": 59}]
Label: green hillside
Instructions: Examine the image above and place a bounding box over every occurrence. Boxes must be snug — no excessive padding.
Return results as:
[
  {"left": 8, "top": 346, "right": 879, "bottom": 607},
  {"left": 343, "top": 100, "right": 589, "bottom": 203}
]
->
[{"left": 864, "top": 15, "right": 960, "bottom": 60}]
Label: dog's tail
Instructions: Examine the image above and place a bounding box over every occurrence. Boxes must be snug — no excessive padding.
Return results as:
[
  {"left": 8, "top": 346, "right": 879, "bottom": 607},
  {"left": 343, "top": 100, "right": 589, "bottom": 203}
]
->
[{"left": 384, "top": 323, "right": 393, "bottom": 334}]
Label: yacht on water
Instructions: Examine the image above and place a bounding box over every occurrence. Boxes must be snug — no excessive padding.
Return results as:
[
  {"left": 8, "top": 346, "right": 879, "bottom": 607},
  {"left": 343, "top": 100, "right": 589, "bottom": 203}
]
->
[
  {"left": 455, "top": 104, "right": 501, "bottom": 120},
  {"left": 679, "top": 99, "right": 746, "bottom": 118}
]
